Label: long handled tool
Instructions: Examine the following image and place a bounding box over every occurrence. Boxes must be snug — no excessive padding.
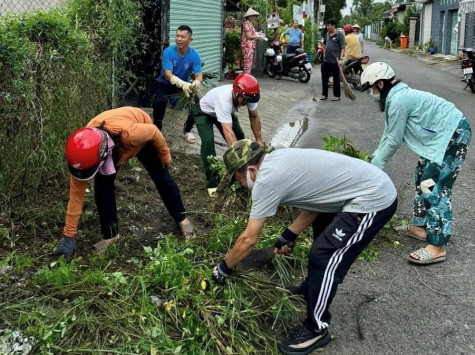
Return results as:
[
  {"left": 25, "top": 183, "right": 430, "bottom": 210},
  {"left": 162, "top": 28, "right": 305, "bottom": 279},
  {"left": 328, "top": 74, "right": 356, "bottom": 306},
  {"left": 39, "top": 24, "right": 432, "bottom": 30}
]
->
[{"left": 339, "top": 66, "right": 356, "bottom": 101}]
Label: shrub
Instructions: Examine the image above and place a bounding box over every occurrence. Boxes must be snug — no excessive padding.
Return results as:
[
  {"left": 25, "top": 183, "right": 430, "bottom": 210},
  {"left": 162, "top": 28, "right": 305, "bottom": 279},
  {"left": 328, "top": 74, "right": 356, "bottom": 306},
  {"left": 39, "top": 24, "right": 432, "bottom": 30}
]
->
[
  {"left": 224, "top": 30, "right": 241, "bottom": 69},
  {"left": 0, "top": 0, "right": 140, "bottom": 211},
  {"left": 380, "top": 21, "right": 403, "bottom": 42}
]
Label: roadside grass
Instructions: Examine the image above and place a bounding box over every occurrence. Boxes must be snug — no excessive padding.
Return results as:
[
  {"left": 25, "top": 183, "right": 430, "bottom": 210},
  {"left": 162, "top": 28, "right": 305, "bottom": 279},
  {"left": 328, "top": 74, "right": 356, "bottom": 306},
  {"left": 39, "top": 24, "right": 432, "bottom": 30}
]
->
[
  {"left": 0, "top": 207, "right": 307, "bottom": 354},
  {"left": 0, "top": 136, "right": 408, "bottom": 353},
  {"left": 0, "top": 209, "right": 406, "bottom": 354}
]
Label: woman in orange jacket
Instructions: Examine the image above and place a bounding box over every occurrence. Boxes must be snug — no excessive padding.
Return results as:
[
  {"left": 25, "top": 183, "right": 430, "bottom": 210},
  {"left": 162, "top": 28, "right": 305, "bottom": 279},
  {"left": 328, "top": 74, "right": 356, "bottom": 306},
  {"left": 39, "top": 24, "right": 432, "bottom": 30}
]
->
[{"left": 56, "top": 107, "right": 195, "bottom": 259}]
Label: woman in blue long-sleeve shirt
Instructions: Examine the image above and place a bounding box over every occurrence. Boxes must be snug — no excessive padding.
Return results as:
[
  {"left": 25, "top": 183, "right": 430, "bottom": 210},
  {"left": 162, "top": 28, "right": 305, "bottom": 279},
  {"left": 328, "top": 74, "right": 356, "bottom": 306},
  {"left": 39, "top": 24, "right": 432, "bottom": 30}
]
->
[{"left": 361, "top": 62, "right": 471, "bottom": 265}]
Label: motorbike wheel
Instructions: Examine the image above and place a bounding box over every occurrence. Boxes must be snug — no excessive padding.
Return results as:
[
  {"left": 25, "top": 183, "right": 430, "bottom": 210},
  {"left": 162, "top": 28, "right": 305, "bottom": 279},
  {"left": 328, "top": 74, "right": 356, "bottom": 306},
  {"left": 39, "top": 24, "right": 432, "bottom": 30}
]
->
[
  {"left": 298, "top": 68, "right": 311, "bottom": 83},
  {"left": 314, "top": 53, "right": 323, "bottom": 64},
  {"left": 470, "top": 77, "right": 475, "bottom": 94},
  {"left": 351, "top": 69, "right": 363, "bottom": 90},
  {"left": 266, "top": 63, "right": 277, "bottom": 78}
]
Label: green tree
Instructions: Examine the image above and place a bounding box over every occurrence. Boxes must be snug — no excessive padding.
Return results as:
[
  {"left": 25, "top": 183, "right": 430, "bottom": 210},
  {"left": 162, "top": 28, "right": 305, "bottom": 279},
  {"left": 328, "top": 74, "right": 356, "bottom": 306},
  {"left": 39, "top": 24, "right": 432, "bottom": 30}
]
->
[
  {"left": 342, "top": 0, "right": 392, "bottom": 29},
  {"left": 369, "top": 2, "right": 392, "bottom": 23},
  {"left": 324, "top": 0, "right": 347, "bottom": 25},
  {"left": 401, "top": 4, "right": 421, "bottom": 36},
  {"left": 353, "top": 0, "right": 372, "bottom": 18},
  {"left": 381, "top": 21, "right": 403, "bottom": 41}
]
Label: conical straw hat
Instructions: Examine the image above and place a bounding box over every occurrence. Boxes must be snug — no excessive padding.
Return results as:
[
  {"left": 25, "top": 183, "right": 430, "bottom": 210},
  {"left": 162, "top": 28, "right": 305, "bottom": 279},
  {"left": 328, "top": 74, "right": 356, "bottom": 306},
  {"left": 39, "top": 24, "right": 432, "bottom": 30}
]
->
[{"left": 243, "top": 8, "right": 260, "bottom": 18}]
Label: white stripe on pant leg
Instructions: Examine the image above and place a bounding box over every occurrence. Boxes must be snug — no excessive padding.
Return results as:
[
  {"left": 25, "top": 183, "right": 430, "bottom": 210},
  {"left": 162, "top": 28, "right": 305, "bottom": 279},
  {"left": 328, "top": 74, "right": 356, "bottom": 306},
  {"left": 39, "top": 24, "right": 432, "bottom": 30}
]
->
[
  {"left": 313, "top": 213, "right": 373, "bottom": 320},
  {"left": 314, "top": 212, "right": 376, "bottom": 328},
  {"left": 313, "top": 212, "right": 376, "bottom": 329},
  {"left": 314, "top": 212, "right": 375, "bottom": 328}
]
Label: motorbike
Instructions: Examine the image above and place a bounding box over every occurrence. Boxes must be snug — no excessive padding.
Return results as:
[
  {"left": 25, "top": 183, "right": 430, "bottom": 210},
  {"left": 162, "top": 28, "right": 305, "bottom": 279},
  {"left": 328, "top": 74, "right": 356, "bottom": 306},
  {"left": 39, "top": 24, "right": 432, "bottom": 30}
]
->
[
  {"left": 265, "top": 40, "right": 312, "bottom": 83},
  {"left": 342, "top": 55, "right": 370, "bottom": 90},
  {"left": 314, "top": 37, "right": 324, "bottom": 64},
  {"left": 460, "top": 48, "right": 475, "bottom": 93}
]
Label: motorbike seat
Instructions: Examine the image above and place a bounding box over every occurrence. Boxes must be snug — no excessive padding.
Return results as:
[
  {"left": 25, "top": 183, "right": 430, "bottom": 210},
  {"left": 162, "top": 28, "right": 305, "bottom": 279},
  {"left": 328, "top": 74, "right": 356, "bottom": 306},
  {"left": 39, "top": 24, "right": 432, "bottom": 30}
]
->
[
  {"left": 283, "top": 53, "right": 296, "bottom": 61},
  {"left": 345, "top": 57, "right": 360, "bottom": 66}
]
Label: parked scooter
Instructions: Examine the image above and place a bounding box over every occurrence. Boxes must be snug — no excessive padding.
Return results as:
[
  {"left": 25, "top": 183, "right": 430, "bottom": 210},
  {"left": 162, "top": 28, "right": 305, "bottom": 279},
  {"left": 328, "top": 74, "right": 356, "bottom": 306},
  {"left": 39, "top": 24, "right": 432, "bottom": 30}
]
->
[
  {"left": 265, "top": 40, "right": 312, "bottom": 83},
  {"left": 460, "top": 48, "right": 475, "bottom": 93},
  {"left": 342, "top": 55, "right": 370, "bottom": 90},
  {"left": 314, "top": 37, "right": 324, "bottom": 64}
]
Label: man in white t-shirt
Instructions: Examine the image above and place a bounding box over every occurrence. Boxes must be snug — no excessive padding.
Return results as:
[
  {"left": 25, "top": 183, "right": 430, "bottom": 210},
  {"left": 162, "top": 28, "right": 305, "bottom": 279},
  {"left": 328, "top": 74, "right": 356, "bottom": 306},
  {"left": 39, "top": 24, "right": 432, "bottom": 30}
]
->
[
  {"left": 212, "top": 139, "right": 398, "bottom": 355},
  {"left": 194, "top": 74, "right": 263, "bottom": 193}
]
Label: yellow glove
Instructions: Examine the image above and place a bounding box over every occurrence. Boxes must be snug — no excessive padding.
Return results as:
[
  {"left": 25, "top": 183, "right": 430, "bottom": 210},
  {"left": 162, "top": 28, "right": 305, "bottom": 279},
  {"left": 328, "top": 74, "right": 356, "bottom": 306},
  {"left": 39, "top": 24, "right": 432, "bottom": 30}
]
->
[
  {"left": 190, "top": 79, "right": 201, "bottom": 93},
  {"left": 170, "top": 75, "right": 192, "bottom": 97}
]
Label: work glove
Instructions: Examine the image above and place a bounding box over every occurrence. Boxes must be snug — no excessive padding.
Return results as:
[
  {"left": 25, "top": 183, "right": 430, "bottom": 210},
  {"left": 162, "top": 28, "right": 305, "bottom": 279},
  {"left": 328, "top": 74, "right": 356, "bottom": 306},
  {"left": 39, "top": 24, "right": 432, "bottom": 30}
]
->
[
  {"left": 170, "top": 75, "right": 193, "bottom": 98},
  {"left": 56, "top": 236, "right": 76, "bottom": 260},
  {"left": 212, "top": 259, "right": 233, "bottom": 285},
  {"left": 190, "top": 79, "right": 201, "bottom": 93},
  {"left": 274, "top": 228, "right": 298, "bottom": 251}
]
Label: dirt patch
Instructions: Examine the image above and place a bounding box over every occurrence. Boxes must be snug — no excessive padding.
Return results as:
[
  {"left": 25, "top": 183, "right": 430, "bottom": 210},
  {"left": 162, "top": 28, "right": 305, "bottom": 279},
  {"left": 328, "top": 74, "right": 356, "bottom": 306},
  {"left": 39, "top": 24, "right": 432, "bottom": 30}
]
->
[{"left": 0, "top": 152, "right": 214, "bottom": 265}]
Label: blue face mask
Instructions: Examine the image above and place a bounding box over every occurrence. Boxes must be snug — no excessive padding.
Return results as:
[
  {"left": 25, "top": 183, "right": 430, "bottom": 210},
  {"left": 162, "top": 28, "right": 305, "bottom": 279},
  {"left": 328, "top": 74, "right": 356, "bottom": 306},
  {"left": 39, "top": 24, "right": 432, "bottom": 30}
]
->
[{"left": 367, "top": 89, "right": 380, "bottom": 102}]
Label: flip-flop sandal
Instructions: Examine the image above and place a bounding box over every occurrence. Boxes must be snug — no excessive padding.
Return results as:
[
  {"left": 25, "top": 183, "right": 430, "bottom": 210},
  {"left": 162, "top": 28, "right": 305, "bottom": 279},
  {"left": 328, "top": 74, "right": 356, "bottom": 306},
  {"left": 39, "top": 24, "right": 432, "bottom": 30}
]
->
[
  {"left": 331, "top": 97, "right": 341, "bottom": 101},
  {"left": 408, "top": 247, "right": 446, "bottom": 265},
  {"left": 93, "top": 234, "right": 120, "bottom": 254},
  {"left": 394, "top": 224, "right": 426, "bottom": 242},
  {"left": 179, "top": 220, "right": 196, "bottom": 240},
  {"left": 320, "top": 96, "right": 327, "bottom": 100},
  {"left": 183, "top": 132, "right": 197, "bottom": 144}
]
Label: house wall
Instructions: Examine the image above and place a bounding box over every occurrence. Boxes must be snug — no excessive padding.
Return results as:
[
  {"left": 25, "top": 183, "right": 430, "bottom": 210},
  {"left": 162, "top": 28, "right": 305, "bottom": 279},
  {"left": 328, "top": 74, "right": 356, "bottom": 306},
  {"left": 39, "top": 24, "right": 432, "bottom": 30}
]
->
[
  {"left": 465, "top": 11, "right": 475, "bottom": 48},
  {"left": 431, "top": 0, "right": 460, "bottom": 54},
  {"left": 422, "top": 3, "right": 433, "bottom": 44}
]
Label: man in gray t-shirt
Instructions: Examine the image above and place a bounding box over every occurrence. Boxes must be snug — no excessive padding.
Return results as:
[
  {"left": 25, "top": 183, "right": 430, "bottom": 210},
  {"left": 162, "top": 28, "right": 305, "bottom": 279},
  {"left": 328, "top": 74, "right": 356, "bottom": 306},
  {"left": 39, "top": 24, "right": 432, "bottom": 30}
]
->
[{"left": 211, "top": 140, "right": 398, "bottom": 354}]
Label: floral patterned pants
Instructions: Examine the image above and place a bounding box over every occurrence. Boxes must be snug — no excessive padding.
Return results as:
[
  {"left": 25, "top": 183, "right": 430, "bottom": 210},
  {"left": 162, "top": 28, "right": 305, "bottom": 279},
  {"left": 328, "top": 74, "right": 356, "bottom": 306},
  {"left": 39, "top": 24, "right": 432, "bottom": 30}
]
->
[
  {"left": 242, "top": 46, "right": 254, "bottom": 74},
  {"left": 412, "top": 117, "right": 471, "bottom": 246}
]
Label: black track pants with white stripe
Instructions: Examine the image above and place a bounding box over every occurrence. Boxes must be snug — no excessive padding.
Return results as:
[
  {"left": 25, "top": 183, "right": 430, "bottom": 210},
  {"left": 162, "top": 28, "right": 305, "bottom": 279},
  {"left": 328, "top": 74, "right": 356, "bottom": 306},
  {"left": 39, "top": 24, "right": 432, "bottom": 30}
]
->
[{"left": 305, "top": 198, "right": 398, "bottom": 330}]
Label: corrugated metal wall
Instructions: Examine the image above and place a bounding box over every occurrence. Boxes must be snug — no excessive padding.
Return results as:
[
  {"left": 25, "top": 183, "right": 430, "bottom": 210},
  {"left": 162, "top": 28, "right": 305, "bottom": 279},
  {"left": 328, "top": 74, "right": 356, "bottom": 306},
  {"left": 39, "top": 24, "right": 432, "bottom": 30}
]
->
[{"left": 170, "top": 0, "right": 223, "bottom": 76}]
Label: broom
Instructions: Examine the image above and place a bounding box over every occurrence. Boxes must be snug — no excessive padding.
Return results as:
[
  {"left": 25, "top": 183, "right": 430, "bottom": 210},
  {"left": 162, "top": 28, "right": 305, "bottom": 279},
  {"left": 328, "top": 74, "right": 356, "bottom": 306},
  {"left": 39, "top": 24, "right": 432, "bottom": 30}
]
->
[{"left": 339, "top": 66, "right": 356, "bottom": 101}]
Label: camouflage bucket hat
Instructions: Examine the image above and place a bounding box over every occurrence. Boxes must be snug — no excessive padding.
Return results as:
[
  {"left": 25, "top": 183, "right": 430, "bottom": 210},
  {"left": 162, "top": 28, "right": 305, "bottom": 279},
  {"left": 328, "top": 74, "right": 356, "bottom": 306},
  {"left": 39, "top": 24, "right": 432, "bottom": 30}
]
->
[{"left": 223, "top": 139, "right": 263, "bottom": 185}]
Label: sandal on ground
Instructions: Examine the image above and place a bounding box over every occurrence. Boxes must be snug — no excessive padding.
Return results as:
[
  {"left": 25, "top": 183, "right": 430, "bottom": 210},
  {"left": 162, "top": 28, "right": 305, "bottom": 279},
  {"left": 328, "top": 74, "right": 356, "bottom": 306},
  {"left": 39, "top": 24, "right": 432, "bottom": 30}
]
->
[
  {"left": 320, "top": 96, "right": 327, "bottom": 100},
  {"left": 179, "top": 220, "right": 196, "bottom": 240},
  {"left": 183, "top": 132, "right": 197, "bottom": 144},
  {"left": 408, "top": 247, "right": 446, "bottom": 265},
  {"left": 93, "top": 234, "right": 120, "bottom": 254},
  {"left": 394, "top": 224, "right": 426, "bottom": 242},
  {"left": 331, "top": 97, "right": 341, "bottom": 101}
]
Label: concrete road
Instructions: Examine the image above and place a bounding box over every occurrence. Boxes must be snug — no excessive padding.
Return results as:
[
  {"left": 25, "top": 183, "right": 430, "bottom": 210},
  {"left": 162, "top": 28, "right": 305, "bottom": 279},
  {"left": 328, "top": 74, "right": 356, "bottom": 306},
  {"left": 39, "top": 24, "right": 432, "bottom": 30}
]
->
[{"left": 281, "top": 41, "right": 475, "bottom": 354}]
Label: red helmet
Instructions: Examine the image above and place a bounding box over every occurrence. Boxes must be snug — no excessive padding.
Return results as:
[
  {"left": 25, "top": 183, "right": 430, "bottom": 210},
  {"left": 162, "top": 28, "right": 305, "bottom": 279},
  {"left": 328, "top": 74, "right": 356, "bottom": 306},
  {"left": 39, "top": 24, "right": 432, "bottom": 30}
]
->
[
  {"left": 344, "top": 24, "right": 353, "bottom": 34},
  {"left": 65, "top": 127, "right": 108, "bottom": 181},
  {"left": 233, "top": 74, "right": 260, "bottom": 103}
]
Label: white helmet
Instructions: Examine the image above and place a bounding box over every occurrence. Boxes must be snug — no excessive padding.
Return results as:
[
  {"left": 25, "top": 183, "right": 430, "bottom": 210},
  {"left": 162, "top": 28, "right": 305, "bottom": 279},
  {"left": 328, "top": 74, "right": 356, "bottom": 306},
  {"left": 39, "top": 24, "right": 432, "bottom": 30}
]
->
[
  {"left": 360, "top": 62, "right": 396, "bottom": 91},
  {"left": 265, "top": 48, "right": 275, "bottom": 56}
]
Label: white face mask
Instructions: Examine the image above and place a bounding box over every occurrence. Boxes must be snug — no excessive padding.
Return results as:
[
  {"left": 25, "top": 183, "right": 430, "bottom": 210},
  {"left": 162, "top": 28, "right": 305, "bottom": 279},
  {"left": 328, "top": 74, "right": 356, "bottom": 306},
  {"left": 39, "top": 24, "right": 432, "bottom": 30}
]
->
[
  {"left": 367, "top": 89, "right": 380, "bottom": 102},
  {"left": 246, "top": 168, "right": 254, "bottom": 190}
]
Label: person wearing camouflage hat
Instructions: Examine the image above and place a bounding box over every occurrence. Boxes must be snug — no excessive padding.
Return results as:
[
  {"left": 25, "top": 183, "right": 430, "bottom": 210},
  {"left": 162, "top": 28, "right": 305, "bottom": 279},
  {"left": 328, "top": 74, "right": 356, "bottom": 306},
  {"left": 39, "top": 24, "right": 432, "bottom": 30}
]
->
[{"left": 212, "top": 139, "right": 398, "bottom": 355}]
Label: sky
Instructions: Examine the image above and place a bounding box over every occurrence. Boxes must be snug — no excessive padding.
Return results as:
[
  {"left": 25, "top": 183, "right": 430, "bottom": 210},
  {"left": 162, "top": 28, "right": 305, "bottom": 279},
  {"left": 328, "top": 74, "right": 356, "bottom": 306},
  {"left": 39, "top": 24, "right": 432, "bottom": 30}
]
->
[{"left": 342, "top": 0, "right": 353, "bottom": 16}]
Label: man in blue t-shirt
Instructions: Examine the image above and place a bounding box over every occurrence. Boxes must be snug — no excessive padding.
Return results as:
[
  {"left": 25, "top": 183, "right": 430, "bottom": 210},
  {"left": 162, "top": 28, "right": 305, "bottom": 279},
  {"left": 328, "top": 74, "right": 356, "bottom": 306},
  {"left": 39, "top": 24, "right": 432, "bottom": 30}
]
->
[
  {"left": 153, "top": 25, "right": 202, "bottom": 143},
  {"left": 283, "top": 20, "right": 303, "bottom": 54}
]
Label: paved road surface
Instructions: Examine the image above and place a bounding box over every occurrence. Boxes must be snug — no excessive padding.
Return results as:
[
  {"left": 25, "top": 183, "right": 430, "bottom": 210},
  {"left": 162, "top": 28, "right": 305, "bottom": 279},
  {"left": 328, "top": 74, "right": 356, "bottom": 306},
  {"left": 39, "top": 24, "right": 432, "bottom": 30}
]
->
[{"left": 291, "top": 41, "right": 474, "bottom": 355}]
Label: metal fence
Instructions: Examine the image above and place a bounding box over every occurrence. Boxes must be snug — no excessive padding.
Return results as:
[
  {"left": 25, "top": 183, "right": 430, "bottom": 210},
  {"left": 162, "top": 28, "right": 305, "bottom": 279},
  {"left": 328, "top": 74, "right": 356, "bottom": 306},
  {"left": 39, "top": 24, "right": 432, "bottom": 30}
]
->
[{"left": 0, "top": 0, "right": 67, "bottom": 16}]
